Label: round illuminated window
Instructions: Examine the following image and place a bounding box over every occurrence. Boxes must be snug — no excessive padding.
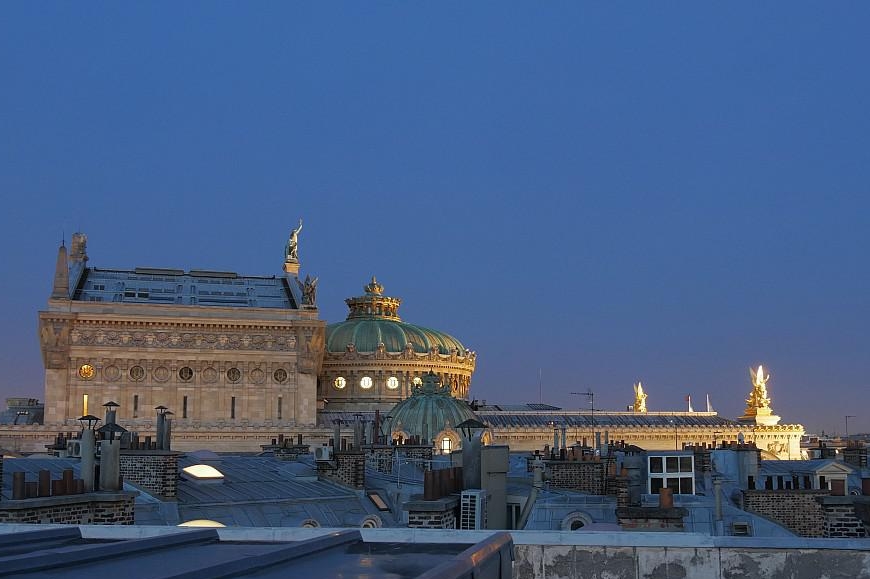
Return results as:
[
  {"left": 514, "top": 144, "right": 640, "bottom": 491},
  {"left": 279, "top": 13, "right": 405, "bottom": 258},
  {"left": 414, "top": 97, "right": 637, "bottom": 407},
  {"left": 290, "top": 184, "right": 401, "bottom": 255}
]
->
[
  {"left": 179, "top": 366, "right": 193, "bottom": 381},
  {"left": 226, "top": 367, "right": 241, "bottom": 383},
  {"left": 413, "top": 376, "right": 422, "bottom": 386},
  {"left": 78, "top": 364, "right": 95, "bottom": 379},
  {"left": 334, "top": 376, "right": 347, "bottom": 389},
  {"left": 129, "top": 365, "right": 145, "bottom": 381},
  {"left": 386, "top": 376, "right": 399, "bottom": 390},
  {"left": 274, "top": 368, "right": 288, "bottom": 383},
  {"left": 360, "top": 376, "right": 373, "bottom": 389}
]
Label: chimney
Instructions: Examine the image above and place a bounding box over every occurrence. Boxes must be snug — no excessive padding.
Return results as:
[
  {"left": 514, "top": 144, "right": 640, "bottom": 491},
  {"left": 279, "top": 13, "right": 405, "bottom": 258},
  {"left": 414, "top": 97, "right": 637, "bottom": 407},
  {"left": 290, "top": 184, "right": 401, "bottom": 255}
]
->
[{"left": 80, "top": 427, "right": 96, "bottom": 492}]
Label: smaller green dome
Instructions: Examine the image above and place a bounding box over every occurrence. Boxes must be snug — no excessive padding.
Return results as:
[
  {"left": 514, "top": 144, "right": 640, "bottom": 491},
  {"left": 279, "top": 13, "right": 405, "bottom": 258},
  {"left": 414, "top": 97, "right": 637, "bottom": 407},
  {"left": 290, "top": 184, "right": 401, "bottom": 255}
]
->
[{"left": 388, "top": 372, "right": 480, "bottom": 443}]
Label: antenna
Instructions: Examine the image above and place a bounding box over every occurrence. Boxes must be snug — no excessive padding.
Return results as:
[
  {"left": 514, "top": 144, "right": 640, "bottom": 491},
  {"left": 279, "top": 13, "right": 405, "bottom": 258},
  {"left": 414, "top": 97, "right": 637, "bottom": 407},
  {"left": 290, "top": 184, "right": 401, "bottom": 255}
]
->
[{"left": 845, "top": 415, "right": 856, "bottom": 438}]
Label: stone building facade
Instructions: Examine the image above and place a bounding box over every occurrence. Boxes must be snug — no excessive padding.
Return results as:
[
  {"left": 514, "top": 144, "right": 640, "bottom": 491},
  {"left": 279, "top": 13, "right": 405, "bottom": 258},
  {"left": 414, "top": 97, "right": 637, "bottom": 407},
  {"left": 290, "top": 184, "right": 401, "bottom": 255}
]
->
[{"left": 39, "top": 233, "right": 324, "bottom": 429}]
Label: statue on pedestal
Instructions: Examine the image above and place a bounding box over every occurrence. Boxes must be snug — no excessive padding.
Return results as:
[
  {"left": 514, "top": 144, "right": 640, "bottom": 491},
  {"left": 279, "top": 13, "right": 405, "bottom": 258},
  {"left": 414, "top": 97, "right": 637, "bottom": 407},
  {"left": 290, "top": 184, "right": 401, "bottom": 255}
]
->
[
  {"left": 633, "top": 382, "right": 648, "bottom": 413},
  {"left": 747, "top": 365, "right": 771, "bottom": 409},
  {"left": 285, "top": 219, "right": 303, "bottom": 262}
]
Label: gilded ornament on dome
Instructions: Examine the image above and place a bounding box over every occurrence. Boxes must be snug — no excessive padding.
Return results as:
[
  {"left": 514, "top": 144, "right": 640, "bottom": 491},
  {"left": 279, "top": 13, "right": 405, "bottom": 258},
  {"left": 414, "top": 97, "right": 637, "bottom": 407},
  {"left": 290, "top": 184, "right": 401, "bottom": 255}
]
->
[{"left": 364, "top": 276, "right": 384, "bottom": 295}]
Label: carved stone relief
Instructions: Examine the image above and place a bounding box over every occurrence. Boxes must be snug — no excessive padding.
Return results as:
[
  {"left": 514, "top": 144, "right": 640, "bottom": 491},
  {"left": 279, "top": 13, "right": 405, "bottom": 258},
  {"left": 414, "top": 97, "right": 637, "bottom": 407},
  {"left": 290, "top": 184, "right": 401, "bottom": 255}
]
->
[
  {"left": 153, "top": 366, "right": 169, "bottom": 382},
  {"left": 67, "top": 324, "right": 297, "bottom": 352},
  {"left": 104, "top": 365, "right": 121, "bottom": 382}
]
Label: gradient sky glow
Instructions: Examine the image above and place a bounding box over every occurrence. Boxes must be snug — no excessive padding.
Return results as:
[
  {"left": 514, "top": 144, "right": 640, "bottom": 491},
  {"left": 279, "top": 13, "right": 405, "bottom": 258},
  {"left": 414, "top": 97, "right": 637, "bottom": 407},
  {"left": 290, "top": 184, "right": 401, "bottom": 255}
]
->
[{"left": 1, "top": 3, "right": 868, "bottom": 434}]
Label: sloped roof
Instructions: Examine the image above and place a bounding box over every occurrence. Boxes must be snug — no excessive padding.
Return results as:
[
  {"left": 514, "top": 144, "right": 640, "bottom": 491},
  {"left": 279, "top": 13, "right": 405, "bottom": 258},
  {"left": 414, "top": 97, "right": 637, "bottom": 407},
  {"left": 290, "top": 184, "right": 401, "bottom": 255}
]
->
[{"left": 72, "top": 267, "right": 297, "bottom": 309}]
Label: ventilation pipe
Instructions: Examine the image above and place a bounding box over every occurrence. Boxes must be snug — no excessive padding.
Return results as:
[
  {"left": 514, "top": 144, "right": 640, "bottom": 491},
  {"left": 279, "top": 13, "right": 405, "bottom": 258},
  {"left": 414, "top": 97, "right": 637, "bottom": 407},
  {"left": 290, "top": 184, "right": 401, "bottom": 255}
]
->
[{"left": 80, "top": 428, "right": 96, "bottom": 492}]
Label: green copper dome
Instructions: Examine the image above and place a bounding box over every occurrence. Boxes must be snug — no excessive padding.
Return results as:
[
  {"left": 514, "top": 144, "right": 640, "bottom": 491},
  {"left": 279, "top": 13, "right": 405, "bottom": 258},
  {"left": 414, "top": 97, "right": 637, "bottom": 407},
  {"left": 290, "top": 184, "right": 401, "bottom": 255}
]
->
[
  {"left": 325, "top": 276, "right": 468, "bottom": 355},
  {"left": 388, "top": 371, "right": 480, "bottom": 443}
]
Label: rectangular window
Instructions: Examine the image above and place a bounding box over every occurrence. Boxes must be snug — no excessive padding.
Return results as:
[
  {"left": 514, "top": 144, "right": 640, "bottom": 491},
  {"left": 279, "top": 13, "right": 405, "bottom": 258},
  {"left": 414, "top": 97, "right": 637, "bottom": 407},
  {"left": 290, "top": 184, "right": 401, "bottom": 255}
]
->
[
  {"left": 133, "top": 395, "right": 139, "bottom": 418},
  {"left": 183, "top": 396, "right": 188, "bottom": 419},
  {"left": 649, "top": 454, "right": 696, "bottom": 495},
  {"left": 82, "top": 393, "right": 88, "bottom": 416},
  {"left": 277, "top": 396, "right": 282, "bottom": 420},
  {"left": 231, "top": 396, "right": 236, "bottom": 419}
]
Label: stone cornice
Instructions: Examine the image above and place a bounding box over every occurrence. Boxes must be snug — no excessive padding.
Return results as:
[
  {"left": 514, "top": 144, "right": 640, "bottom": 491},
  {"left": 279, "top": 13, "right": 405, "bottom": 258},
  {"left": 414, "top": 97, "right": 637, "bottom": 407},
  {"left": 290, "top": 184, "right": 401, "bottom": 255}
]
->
[
  {"left": 323, "top": 349, "right": 476, "bottom": 368},
  {"left": 44, "top": 298, "right": 321, "bottom": 321},
  {"left": 40, "top": 312, "right": 322, "bottom": 332}
]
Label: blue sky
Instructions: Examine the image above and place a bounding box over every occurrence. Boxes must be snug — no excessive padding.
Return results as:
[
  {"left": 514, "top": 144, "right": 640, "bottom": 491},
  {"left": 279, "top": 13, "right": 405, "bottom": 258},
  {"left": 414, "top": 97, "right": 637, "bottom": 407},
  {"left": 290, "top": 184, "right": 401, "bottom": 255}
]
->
[{"left": 1, "top": 3, "right": 868, "bottom": 434}]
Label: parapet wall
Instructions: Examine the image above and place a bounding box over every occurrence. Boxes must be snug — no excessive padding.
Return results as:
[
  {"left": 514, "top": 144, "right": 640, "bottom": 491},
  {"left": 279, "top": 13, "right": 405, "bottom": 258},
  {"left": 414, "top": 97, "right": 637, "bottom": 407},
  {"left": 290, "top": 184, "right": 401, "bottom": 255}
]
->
[
  {"left": 4, "top": 526, "right": 864, "bottom": 579},
  {"left": 119, "top": 452, "right": 180, "bottom": 498},
  {"left": 743, "top": 489, "right": 828, "bottom": 537},
  {"left": 0, "top": 493, "right": 135, "bottom": 525},
  {"left": 512, "top": 542, "right": 870, "bottom": 579}
]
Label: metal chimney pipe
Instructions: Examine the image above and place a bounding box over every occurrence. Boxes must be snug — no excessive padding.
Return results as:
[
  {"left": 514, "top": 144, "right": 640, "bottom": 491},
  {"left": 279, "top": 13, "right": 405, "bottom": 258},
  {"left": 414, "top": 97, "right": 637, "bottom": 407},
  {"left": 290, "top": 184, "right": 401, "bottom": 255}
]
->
[
  {"left": 80, "top": 428, "right": 96, "bottom": 492},
  {"left": 99, "top": 438, "right": 121, "bottom": 492},
  {"left": 156, "top": 412, "right": 166, "bottom": 450}
]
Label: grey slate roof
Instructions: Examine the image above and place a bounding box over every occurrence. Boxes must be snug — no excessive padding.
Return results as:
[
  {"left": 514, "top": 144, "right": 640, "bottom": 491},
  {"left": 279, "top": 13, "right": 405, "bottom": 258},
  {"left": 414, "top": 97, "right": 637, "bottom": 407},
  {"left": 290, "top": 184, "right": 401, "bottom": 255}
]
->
[
  {"left": 478, "top": 411, "right": 741, "bottom": 429},
  {"left": 176, "top": 455, "right": 397, "bottom": 528},
  {"left": 759, "top": 459, "right": 854, "bottom": 475},
  {"left": 72, "top": 267, "right": 297, "bottom": 309},
  {"left": 319, "top": 409, "right": 740, "bottom": 429}
]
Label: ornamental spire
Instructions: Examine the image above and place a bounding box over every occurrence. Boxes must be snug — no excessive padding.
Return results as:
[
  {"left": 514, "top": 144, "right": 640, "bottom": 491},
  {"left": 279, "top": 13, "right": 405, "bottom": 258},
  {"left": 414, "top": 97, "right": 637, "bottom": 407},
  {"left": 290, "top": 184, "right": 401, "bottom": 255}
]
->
[{"left": 51, "top": 242, "right": 70, "bottom": 300}]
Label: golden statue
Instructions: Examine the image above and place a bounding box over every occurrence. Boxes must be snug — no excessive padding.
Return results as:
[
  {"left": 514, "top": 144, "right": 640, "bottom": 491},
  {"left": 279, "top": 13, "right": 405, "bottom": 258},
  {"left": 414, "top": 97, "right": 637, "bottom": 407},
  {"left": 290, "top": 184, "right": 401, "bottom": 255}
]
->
[
  {"left": 633, "top": 382, "right": 648, "bottom": 413},
  {"left": 739, "top": 363, "right": 781, "bottom": 426},
  {"left": 747, "top": 364, "right": 771, "bottom": 409}
]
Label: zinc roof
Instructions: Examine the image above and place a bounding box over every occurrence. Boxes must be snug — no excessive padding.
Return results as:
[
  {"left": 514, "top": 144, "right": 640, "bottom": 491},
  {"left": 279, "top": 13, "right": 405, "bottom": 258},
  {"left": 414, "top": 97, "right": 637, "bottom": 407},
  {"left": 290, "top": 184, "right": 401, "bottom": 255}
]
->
[{"left": 72, "top": 267, "right": 297, "bottom": 309}]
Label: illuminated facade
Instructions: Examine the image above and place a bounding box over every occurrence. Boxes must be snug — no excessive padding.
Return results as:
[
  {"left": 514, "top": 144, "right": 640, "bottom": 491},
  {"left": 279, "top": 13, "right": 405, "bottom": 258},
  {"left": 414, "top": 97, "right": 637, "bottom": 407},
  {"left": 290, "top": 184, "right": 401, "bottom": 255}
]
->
[
  {"left": 319, "top": 277, "right": 476, "bottom": 412},
  {"left": 29, "top": 231, "right": 802, "bottom": 459},
  {"left": 39, "top": 233, "right": 324, "bottom": 429}
]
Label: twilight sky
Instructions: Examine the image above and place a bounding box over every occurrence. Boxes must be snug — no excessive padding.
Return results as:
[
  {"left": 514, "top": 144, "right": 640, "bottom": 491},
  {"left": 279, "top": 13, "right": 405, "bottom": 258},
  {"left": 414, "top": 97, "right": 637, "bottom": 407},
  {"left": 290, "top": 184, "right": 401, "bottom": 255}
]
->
[{"left": 1, "top": 3, "right": 868, "bottom": 434}]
